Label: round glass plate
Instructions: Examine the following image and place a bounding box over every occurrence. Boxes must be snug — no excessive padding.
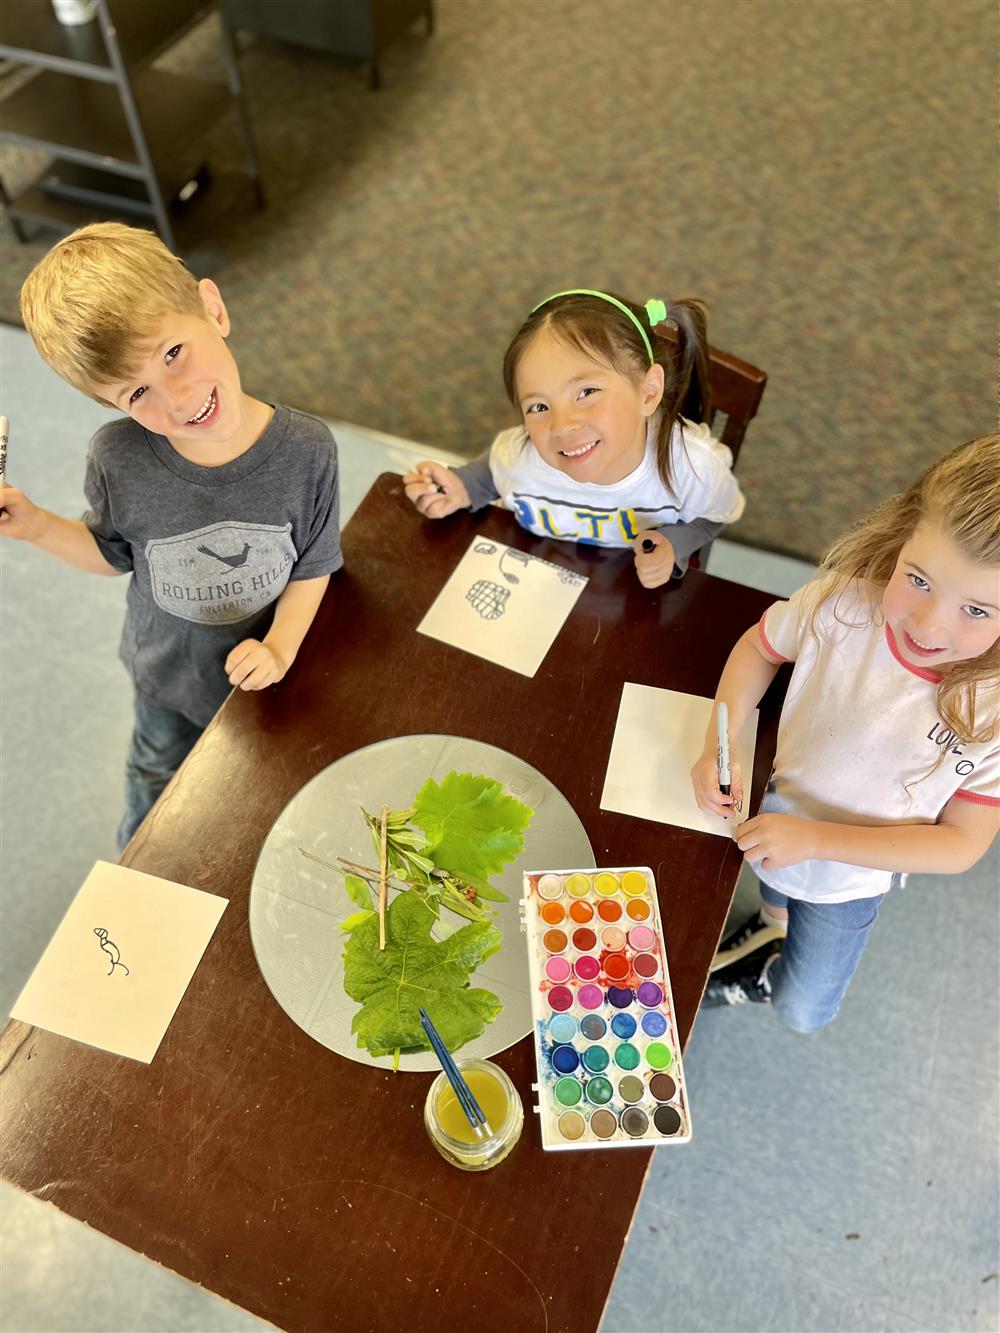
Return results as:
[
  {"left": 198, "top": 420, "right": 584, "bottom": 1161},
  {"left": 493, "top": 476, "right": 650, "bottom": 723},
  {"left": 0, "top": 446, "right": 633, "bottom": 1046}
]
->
[{"left": 249, "top": 734, "right": 594, "bottom": 1072}]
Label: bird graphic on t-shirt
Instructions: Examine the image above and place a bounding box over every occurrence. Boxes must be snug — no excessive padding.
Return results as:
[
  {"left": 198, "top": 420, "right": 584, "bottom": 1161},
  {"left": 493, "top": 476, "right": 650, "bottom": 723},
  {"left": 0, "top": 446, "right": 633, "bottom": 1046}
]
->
[{"left": 196, "top": 541, "right": 251, "bottom": 569}]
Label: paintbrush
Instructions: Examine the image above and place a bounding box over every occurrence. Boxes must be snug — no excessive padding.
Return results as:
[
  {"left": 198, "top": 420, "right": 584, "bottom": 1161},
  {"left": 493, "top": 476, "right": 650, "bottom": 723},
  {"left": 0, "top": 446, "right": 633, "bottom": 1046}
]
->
[{"left": 418, "top": 1006, "right": 491, "bottom": 1136}]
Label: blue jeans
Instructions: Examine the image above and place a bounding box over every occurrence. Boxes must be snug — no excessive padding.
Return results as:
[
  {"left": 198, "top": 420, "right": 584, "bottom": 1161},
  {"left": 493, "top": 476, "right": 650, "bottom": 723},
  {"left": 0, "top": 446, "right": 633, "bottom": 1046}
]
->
[
  {"left": 117, "top": 694, "right": 204, "bottom": 853},
  {"left": 759, "top": 882, "right": 885, "bottom": 1033}
]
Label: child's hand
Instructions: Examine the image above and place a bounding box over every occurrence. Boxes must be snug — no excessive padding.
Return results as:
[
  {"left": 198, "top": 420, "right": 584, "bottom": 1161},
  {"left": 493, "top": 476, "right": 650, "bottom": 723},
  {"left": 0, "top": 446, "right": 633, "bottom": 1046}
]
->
[
  {"left": 691, "top": 744, "right": 744, "bottom": 821},
  {"left": 633, "top": 530, "right": 676, "bottom": 588},
  {"left": 226, "top": 639, "right": 288, "bottom": 691},
  {"left": 0, "top": 485, "right": 45, "bottom": 542},
  {"left": 402, "top": 461, "right": 470, "bottom": 519},
  {"left": 736, "top": 814, "right": 816, "bottom": 870}
]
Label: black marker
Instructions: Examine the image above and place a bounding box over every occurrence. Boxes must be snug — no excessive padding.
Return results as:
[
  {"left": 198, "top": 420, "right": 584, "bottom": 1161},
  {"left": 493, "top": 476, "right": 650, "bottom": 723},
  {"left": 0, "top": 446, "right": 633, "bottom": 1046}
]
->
[
  {"left": 716, "top": 702, "right": 731, "bottom": 796},
  {"left": 641, "top": 537, "right": 655, "bottom": 553}
]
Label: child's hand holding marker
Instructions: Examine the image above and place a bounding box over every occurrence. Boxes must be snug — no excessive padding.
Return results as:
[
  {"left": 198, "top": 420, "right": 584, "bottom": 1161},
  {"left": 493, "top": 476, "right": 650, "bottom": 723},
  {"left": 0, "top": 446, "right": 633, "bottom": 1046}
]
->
[
  {"left": 690, "top": 701, "right": 744, "bottom": 822},
  {"left": 633, "top": 530, "right": 676, "bottom": 589},
  {"left": 403, "top": 461, "right": 471, "bottom": 519}
]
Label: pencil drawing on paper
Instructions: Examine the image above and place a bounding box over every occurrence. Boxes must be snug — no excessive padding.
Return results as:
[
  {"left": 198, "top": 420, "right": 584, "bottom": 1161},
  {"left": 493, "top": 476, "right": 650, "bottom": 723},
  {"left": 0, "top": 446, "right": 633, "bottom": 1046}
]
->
[
  {"left": 466, "top": 579, "right": 510, "bottom": 620},
  {"left": 93, "top": 927, "right": 130, "bottom": 976}
]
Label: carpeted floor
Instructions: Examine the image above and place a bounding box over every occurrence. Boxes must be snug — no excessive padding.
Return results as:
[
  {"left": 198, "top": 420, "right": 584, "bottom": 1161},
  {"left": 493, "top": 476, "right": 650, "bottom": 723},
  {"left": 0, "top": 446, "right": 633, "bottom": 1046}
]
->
[{"left": 1, "top": 0, "right": 995, "bottom": 560}]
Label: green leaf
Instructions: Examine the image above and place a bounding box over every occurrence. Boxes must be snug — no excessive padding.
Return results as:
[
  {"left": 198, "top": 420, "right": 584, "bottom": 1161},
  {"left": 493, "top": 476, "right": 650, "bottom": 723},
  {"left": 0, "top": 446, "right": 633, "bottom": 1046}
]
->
[
  {"left": 339, "top": 909, "right": 375, "bottom": 933},
  {"left": 344, "top": 874, "right": 374, "bottom": 910},
  {"left": 343, "top": 891, "right": 502, "bottom": 1058},
  {"left": 410, "top": 772, "right": 533, "bottom": 886}
]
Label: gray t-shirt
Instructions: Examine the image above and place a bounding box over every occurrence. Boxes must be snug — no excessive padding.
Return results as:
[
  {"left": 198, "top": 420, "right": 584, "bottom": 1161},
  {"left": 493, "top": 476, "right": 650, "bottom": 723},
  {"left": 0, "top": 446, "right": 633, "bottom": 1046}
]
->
[{"left": 83, "top": 405, "right": 342, "bottom": 726}]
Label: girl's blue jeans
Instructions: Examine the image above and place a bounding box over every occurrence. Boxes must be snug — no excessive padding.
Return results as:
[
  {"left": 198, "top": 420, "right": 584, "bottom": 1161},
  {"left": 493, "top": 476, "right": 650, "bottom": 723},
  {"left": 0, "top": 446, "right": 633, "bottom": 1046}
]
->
[
  {"left": 117, "top": 693, "right": 204, "bottom": 853},
  {"left": 759, "top": 881, "right": 885, "bottom": 1033}
]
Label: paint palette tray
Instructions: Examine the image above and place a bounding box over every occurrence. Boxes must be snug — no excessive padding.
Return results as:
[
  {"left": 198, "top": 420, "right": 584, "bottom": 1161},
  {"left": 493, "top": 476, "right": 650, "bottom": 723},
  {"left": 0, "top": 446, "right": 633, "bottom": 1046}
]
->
[{"left": 521, "top": 866, "right": 691, "bottom": 1150}]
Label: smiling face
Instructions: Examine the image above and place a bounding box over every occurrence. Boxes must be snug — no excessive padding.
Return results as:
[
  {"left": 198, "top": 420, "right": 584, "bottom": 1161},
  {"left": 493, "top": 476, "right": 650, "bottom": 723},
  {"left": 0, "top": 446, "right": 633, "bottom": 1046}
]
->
[
  {"left": 94, "top": 280, "right": 264, "bottom": 458},
  {"left": 513, "top": 328, "right": 664, "bottom": 486},
  {"left": 882, "top": 520, "right": 1000, "bottom": 669}
]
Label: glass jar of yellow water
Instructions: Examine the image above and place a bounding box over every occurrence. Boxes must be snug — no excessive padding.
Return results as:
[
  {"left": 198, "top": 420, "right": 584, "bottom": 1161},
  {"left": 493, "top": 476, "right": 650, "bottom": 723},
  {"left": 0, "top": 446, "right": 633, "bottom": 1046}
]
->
[{"left": 424, "top": 1058, "right": 523, "bottom": 1171}]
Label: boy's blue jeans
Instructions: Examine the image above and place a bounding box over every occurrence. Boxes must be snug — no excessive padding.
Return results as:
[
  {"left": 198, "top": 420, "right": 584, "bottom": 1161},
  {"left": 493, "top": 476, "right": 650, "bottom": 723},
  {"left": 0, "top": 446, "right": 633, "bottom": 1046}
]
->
[
  {"left": 117, "top": 694, "right": 204, "bottom": 853},
  {"left": 759, "top": 882, "right": 885, "bottom": 1033}
]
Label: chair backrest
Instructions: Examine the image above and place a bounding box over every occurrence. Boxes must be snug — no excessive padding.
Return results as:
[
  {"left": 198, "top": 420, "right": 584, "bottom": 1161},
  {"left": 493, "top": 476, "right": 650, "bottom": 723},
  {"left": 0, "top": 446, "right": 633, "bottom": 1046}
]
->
[{"left": 660, "top": 327, "right": 767, "bottom": 468}]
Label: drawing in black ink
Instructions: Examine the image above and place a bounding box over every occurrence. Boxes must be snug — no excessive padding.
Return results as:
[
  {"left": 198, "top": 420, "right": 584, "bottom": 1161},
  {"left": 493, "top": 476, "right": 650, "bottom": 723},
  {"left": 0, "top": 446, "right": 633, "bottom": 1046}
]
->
[
  {"left": 557, "top": 568, "right": 587, "bottom": 587},
  {"left": 473, "top": 541, "right": 497, "bottom": 557},
  {"left": 196, "top": 541, "right": 252, "bottom": 569},
  {"left": 466, "top": 580, "right": 510, "bottom": 620},
  {"left": 499, "top": 548, "right": 531, "bottom": 584},
  {"left": 93, "top": 927, "right": 129, "bottom": 976}
]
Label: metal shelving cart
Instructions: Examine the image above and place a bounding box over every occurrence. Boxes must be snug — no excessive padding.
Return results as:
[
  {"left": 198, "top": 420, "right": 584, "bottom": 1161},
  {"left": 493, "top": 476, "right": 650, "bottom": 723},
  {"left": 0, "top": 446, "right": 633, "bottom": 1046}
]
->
[{"left": 0, "top": 0, "right": 264, "bottom": 251}]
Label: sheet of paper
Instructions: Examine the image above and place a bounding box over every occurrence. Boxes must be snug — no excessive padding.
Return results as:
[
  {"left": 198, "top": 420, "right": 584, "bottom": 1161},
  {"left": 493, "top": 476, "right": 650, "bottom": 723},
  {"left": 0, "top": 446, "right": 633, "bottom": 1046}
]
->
[
  {"left": 601, "top": 683, "right": 759, "bottom": 837},
  {"left": 11, "top": 861, "right": 228, "bottom": 1063},
  {"left": 417, "top": 538, "right": 588, "bottom": 677}
]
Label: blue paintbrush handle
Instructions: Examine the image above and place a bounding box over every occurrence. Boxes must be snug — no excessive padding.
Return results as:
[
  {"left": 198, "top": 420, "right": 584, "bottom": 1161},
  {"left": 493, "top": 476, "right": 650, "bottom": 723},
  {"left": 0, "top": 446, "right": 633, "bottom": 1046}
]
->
[{"left": 419, "top": 1007, "right": 488, "bottom": 1130}]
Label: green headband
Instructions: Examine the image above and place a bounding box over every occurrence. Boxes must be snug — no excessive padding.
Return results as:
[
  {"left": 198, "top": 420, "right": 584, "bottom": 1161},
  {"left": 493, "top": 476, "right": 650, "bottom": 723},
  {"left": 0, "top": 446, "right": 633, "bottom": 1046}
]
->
[{"left": 530, "top": 289, "right": 669, "bottom": 365}]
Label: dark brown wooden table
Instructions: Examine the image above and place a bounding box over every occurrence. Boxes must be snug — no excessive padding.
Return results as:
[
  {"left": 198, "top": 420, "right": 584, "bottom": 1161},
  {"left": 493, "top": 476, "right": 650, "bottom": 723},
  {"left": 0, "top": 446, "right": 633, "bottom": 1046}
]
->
[{"left": 0, "top": 475, "right": 786, "bottom": 1333}]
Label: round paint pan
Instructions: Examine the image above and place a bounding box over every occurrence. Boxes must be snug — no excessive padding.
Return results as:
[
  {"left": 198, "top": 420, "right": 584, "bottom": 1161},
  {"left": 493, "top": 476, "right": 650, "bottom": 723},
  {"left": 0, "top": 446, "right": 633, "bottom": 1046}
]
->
[
  {"left": 577, "top": 983, "right": 604, "bottom": 1011},
  {"left": 549, "top": 1012, "right": 576, "bottom": 1043},
  {"left": 565, "top": 873, "right": 591, "bottom": 898},
  {"left": 607, "top": 986, "right": 633, "bottom": 1009},
  {"left": 636, "top": 981, "right": 663, "bottom": 1008},
  {"left": 554, "top": 1076, "right": 583, "bottom": 1107},
  {"left": 543, "top": 929, "right": 568, "bottom": 955},
  {"left": 626, "top": 899, "right": 650, "bottom": 921},
  {"left": 653, "top": 1104, "right": 683, "bottom": 1136},
  {"left": 574, "top": 955, "right": 600, "bottom": 981},
  {"left": 603, "top": 952, "right": 630, "bottom": 983},
  {"left": 537, "top": 874, "right": 563, "bottom": 900},
  {"left": 633, "top": 953, "right": 659, "bottom": 979},
  {"left": 551, "top": 1044, "right": 580, "bottom": 1075},
  {"left": 579, "top": 1013, "right": 606, "bottom": 1041},
  {"left": 597, "top": 900, "right": 623, "bottom": 922},
  {"left": 621, "top": 1107, "right": 649, "bottom": 1137},
  {"left": 545, "top": 957, "right": 571, "bottom": 983},
  {"left": 557, "top": 1110, "right": 585, "bottom": 1141},
  {"left": 568, "top": 900, "right": 594, "bottom": 924},
  {"left": 582, "top": 1045, "right": 610, "bottom": 1073},
  {"left": 621, "top": 871, "right": 648, "bottom": 898},
  {"left": 594, "top": 873, "right": 619, "bottom": 897},
  {"left": 610, "top": 1012, "right": 637, "bottom": 1039},
  {"left": 618, "top": 1074, "right": 644, "bottom": 1103},
  {"left": 645, "top": 1041, "right": 673, "bottom": 1070},
  {"left": 547, "top": 986, "right": 573, "bottom": 1013},
  {"left": 584, "top": 1075, "right": 614, "bottom": 1106},
  {"left": 613, "top": 1042, "right": 640, "bottom": 1070},
  {"left": 540, "top": 901, "right": 566, "bottom": 926},
  {"left": 627, "top": 925, "right": 656, "bottom": 952},
  {"left": 648, "top": 1072, "right": 677, "bottom": 1102},
  {"left": 640, "top": 1011, "right": 668, "bottom": 1039},
  {"left": 590, "top": 1109, "right": 617, "bottom": 1139},
  {"left": 601, "top": 926, "right": 627, "bottom": 951},
  {"left": 571, "top": 927, "right": 597, "bottom": 952}
]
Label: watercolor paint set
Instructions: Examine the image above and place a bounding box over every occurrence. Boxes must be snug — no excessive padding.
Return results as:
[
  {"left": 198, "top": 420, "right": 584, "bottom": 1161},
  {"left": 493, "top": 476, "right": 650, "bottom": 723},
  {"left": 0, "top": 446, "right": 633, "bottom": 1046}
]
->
[{"left": 521, "top": 865, "right": 691, "bottom": 1150}]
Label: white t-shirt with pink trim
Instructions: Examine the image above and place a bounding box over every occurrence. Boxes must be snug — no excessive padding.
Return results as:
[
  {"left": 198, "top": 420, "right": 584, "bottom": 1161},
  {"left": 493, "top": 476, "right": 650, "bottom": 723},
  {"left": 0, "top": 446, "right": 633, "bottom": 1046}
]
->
[{"left": 753, "top": 579, "right": 1000, "bottom": 903}]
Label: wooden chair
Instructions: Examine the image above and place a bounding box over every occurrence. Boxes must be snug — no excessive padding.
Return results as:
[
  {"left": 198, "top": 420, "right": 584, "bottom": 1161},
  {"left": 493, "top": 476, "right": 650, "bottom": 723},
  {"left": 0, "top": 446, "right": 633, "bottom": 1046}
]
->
[
  {"left": 660, "top": 326, "right": 767, "bottom": 468},
  {"left": 659, "top": 327, "right": 767, "bottom": 568}
]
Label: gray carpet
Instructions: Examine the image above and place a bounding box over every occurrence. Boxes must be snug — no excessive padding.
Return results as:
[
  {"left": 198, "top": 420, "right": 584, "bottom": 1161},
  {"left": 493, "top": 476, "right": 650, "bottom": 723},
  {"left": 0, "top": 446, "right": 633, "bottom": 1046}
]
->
[
  {"left": 1, "top": 326, "right": 997, "bottom": 1333},
  {"left": 1, "top": 0, "right": 996, "bottom": 562}
]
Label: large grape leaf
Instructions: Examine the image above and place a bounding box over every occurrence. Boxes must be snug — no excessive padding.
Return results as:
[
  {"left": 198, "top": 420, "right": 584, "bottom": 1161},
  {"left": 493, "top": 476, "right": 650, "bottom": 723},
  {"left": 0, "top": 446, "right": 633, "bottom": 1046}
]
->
[
  {"left": 410, "top": 771, "right": 533, "bottom": 886},
  {"left": 343, "top": 890, "right": 503, "bottom": 1058}
]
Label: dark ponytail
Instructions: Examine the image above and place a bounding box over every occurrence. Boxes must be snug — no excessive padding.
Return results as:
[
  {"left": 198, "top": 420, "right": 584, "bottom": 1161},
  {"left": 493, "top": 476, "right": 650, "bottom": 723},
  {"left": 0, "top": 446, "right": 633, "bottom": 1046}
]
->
[
  {"left": 649, "top": 297, "right": 712, "bottom": 496},
  {"left": 502, "top": 290, "right": 712, "bottom": 497}
]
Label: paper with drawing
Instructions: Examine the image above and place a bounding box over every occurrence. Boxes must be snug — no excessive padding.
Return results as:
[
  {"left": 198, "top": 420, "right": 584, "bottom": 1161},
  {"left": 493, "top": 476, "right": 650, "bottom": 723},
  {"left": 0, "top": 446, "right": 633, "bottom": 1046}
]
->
[
  {"left": 11, "top": 861, "right": 228, "bottom": 1062},
  {"left": 417, "top": 538, "right": 588, "bottom": 677}
]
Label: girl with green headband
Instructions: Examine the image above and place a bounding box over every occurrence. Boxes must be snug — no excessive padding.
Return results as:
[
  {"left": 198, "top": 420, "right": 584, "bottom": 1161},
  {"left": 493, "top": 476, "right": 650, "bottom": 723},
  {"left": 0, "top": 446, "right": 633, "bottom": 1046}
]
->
[{"left": 403, "top": 289, "right": 744, "bottom": 585}]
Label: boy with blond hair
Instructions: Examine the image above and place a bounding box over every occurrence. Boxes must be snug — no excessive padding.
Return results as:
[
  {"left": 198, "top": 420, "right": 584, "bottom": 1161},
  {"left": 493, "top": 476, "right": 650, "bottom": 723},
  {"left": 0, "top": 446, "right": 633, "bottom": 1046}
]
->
[{"left": 3, "top": 223, "right": 342, "bottom": 849}]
